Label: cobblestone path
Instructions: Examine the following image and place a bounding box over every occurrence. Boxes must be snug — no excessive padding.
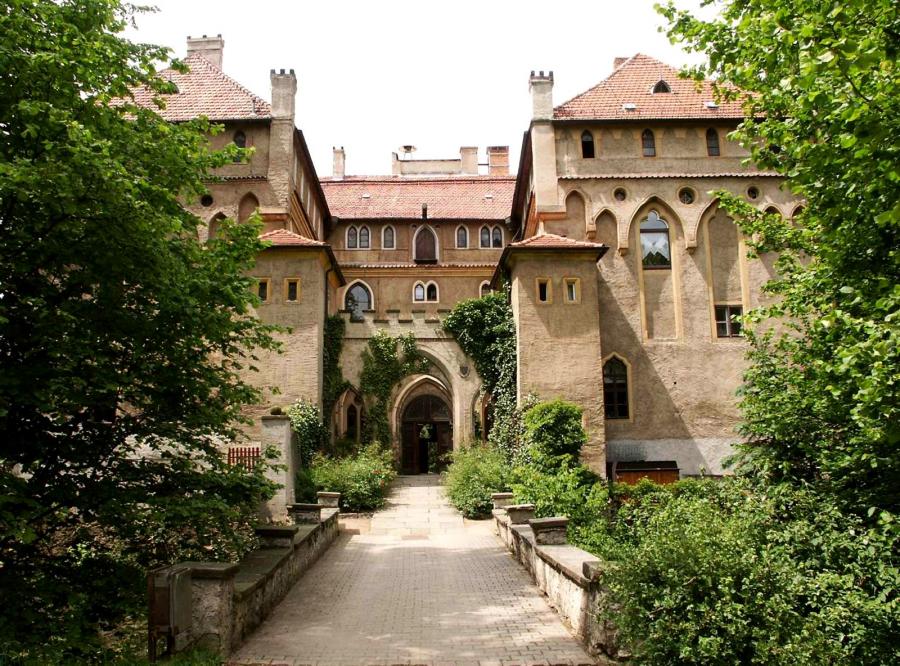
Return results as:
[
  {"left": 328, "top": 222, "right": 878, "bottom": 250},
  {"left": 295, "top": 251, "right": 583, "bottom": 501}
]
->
[{"left": 229, "top": 475, "right": 594, "bottom": 666}]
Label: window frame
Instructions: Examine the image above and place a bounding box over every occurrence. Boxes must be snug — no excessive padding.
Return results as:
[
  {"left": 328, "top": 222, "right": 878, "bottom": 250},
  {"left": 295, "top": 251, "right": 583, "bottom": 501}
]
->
[
  {"left": 602, "top": 354, "right": 631, "bottom": 420},
  {"left": 535, "top": 277, "right": 552, "bottom": 304},
  {"left": 255, "top": 277, "right": 271, "bottom": 303},
  {"left": 344, "top": 281, "right": 374, "bottom": 320},
  {"left": 641, "top": 129, "right": 656, "bottom": 157},
  {"left": 581, "top": 130, "right": 595, "bottom": 159},
  {"left": 651, "top": 80, "right": 671, "bottom": 94},
  {"left": 346, "top": 225, "right": 358, "bottom": 249},
  {"left": 358, "top": 225, "right": 371, "bottom": 249},
  {"left": 479, "top": 281, "right": 492, "bottom": 298},
  {"left": 412, "top": 225, "right": 439, "bottom": 263},
  {"left": 382, "top": 225, "right": 396, "bottom": 249},
  {"left": 413, "top": 282, "right": 426, "bottom": 302},
  {"left": 456, "top": 225, "right": 468, "bottom": 249},
  {"left": 283, "top": 277, "right": 301, "bottom": 303},
  {"left": 563, "top": 277, "right": 581, "bottom": 304},
  {"left": 491, "top": 226, "right": 503, "bottom": 248},
  {"left": 639, "top": 210, "right": 672, "bottom": 270},
  {"left": 426, "top": 282, "right": 438, "bottom": 302},
  {"left": 714, "top": 304, "right": 744, "bottom": 338},
  {"left": 706, "top": 128, "right": 721, "bottom": 157},
  {"left": 480, "top": 225, "right": 491, "bottom": 249}
]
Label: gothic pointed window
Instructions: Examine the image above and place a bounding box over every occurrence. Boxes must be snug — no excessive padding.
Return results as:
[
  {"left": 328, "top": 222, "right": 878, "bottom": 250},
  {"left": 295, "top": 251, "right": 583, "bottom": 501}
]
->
[
  {"left": 347, "top": 225, "right": 358, "bottom": 249},
  {"left": 480, "top": 226, "right": 491, "bottom": 248},
  {"left": 642, "top": 129, "right": 656, "bottom": 157},
  {"left": 491, "top": 226, "right": 503, "bottom": 248},
  {"left": 640, "top": 210, "right": 671, "bottom": 269},
  {"left": 480, "top": 282, "right": 491, "bottom": 297},
  {"left": 414, "top": 226, "right": 437, "bottom": 263},
  {"left": 383, "top": 225, "right": 395, "bottom": 249},
  {"left": 456, "top": 226, "right": 468, "bottom": 248},
  {"left": 358, "top": 225, "right": 370, "bottom": 249},
  {"left": 426, "top": 283, "right": 438, "bottom": 302},
  {"left": 706, "top": 128, "right": 721, "bottom": 156},
  {"left": 345, "top": 282, "right": 372, "bottom": 320},
  {"left": 581, "top": 131, "right": 595, "bottom": 158},
  {"left": 414, "top": 283, "right": 425, "bottom": 302},
  {"left": 603, "top": 357, "right": 629, "bottom": 419},
  {"left": 652, "top": 80, "right": 671, "bottom": 94}
]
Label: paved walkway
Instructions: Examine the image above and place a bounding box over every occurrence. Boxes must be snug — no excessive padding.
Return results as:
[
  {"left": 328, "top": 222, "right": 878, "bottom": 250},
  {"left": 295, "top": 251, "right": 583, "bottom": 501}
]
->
[{"left": 229, "top": 475, "right": 594, "bottom": 666}]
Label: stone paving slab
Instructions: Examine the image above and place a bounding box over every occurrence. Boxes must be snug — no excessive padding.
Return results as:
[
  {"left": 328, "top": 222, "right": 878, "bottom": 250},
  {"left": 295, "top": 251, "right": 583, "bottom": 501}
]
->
[{"left": 228, "top": 475, "right": 594, "bottom": 666}]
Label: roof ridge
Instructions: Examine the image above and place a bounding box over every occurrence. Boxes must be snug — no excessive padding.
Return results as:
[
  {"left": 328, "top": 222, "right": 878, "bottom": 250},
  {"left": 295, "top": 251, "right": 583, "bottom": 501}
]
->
[
  {"left": 181, "top": 53, "right": 272, "bottom": 115},
  {"left": 553, "top": 53, "right": 676, "bottom": 112}
]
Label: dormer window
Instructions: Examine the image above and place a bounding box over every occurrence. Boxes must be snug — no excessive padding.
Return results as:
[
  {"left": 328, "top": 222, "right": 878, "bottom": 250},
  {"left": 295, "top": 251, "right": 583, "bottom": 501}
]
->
[
  {"left": 652, "top": 80, "right": 671, "bottom": 94},
  {"left": 581, "top": 131, "right": 595, "bottom": 159}
]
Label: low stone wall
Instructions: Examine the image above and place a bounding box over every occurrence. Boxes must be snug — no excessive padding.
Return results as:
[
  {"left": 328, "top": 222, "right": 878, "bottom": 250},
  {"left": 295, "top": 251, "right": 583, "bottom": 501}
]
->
[
  {"left": 154, "top": 508, "right": 339, "bottom": 657},
  {"left": 492, "top": 507, "right": 628, "bottom": 664}
]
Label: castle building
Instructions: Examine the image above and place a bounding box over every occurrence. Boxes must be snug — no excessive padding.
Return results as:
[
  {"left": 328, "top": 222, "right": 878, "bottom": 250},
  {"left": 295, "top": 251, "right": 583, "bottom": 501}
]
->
[{"left": 143, "top": 36, "right": 801, "bottom": 479}]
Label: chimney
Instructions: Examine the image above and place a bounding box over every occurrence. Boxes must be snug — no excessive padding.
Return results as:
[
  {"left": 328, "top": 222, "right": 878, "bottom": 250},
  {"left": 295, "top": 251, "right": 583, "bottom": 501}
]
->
[
  {"left": 613, "top": 56, "right": 629, "bottom": 69},
  {"left": 333, "top": 147, "right": 345, "bottom": 180},
  {"left": 487, "top": 146, "right": 509, "bottom": 175},
  {"left": 460, "top": 146, "right": 478, "bottom": 175},
  {"left": 186, "top": 34, "right": 224, "bottom": 70},
  {"left": 270, "top": 68, "right": 297, "bottom": 120},
  {"left": 529, "top": 71, "right": 554, "bottom": 121}
]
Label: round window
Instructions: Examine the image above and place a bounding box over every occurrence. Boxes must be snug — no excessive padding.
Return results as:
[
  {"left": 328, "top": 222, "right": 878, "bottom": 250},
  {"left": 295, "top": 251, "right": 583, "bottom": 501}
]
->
[
  {"left": 201, "top": 194, "right": 214, "bottom": 207},
  {"left": 747, "top": 186, "right": 760, "bottom": 200},
  {"left": 613, "top": 187, "right": 627, "bottom": 202},
  {"left": 678, "top": 188, "right": 695, "bottom": 205}
]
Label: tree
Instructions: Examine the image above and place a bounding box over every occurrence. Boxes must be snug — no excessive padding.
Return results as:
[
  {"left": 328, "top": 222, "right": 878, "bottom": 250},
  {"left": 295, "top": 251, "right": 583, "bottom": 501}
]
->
[
  {"left": 0, "top": 0, "right": 278, "bottom": 657},
  {"left": 659, "top": 0, "right": 900, "bottom": 515}
]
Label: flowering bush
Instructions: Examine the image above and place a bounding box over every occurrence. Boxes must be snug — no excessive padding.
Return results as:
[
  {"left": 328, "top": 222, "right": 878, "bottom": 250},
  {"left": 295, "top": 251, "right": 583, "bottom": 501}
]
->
[{"left": 309, "top": 444, "right": 396, "bottom": 512}]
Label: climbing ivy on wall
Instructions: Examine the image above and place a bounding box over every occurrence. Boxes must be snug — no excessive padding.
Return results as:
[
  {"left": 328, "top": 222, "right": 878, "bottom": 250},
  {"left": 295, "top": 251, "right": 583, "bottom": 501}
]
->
[
  {"left": 322, "top": 314, "right": 350, "bottom": 432},
  {"left": 359, "top": 330, "right": 430, "bottom": 446},
  {"left": 442, "top": 289, "right": 524, "bottom": 459}
]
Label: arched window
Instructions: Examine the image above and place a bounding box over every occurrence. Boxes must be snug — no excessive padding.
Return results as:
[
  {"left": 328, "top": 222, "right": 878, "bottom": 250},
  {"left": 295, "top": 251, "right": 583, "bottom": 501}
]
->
[
  {"left": 642, "top": 129, "right": 656, "bottom": 157},
  {"left": 456, "top": 226, "right": 468, "bottom": 248},
  {"left": 581, "top": 131, "right": 595, "bottom": 159},
  {"left": 233, "top": 130, "right": 247, "bottom": 148},
  {"left": 652, "top": 80, "right": 671, "bottom": 94},
  {"left": 414, "top": 226, "right": 437, "bottom": 263},
  {"left": 207, "top": 213, "right": 226, "bottom": 243},
  {"left": 426, "top": 282, "right": 438, "bottom": 302},
  {"left": 603, "top": 356, "right": 629, "bottom": 419},
  {"left": 346, "top": 225, "right": 358, "bottom": 249},
  {"left": 491, "top": 226, "right": 503, "bottom": 248},
  {"left": 413, "top": 283, "right": 425, "bottom": 302},
  {"left": 358, "top": 225, "right": 370, "bottom": 249},
  {"left": 480, "top": 226, "right": 491, "bottom": 248},
  {"left": 238, "top": 193, "right": 259, "bottom": 223},
  {"left": 345, "top": 282, "right": 372, "bottom": 320},
  {"left": 382, "top": 225, "right": 395, "bottom": 249},
  {"left": 346, "top": 403, "right": 358, "bottom": 441},
  {"left": 640, "top": 210, "right": 671, "bottom": 269},
  {"left": 706, "top": 128, "right": 720, "bottom": 156},
  {"left": 480, "top": 282, "right": 492, "bottom": 297}
]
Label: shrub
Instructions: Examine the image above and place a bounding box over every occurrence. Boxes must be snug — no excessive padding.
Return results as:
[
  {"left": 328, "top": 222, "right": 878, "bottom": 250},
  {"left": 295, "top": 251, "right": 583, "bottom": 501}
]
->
[
  {"left": 287, "top": 399, "right": 327, "bottom": 467},
  {"left": 603, "top": 480, "right": 899, "bottom": 665},
  {"left": 294, "top": 467, "right": 317, "bottom": 503},
  {"left": 309, "top": 444, "right": 396, "bottom": 512},
  {"left": 522, "top": 400, "right": 586, "bottom": 467},
  {"left": 443, "top": 443, "right": 510, "bottom": 518}
]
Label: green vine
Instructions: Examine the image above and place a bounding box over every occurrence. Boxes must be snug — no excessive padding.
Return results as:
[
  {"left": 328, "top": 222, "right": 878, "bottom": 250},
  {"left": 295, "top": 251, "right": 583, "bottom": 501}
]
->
[
  {"left": 359, "top": 330, "right": 430, "bottom": 446},
  {"left": 322, "top": 314, "right": 350, "bottom": 435},
  {"left": 286, "top": 399, "right": 326, "bottom": 467},
  {"left": 442, "top": 288, "right": 525, "bottom": 460}
]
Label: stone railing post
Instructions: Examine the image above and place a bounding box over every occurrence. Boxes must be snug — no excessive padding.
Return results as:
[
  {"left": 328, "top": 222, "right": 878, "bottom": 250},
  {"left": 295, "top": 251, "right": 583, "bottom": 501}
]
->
[
  {"left": 491, "top": 492, "right": 515, "bottom": 510},
  {"left": 506, "top": 503, "right": 536, "bottom": 525},
  {"left": 529, "top": 516, "right": 569, "bottom": 545},
  {"left": 260, "top": 415, "right": 295, "bottom": 522},
  {"left": 316, "top": 491, "right": 341, "bottom": 508},
  {"left": 286, "top": 503, "right": 324, "bottom": 524},
  {"left": 185, "top": 562, "right": 239, "bottom": 655}
]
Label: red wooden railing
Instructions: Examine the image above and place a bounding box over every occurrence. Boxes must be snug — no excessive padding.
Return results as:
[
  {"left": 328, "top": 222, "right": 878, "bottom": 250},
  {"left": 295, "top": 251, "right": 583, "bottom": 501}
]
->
[{"left": 227, "top": 446, "right": 261, "bottom": 470}]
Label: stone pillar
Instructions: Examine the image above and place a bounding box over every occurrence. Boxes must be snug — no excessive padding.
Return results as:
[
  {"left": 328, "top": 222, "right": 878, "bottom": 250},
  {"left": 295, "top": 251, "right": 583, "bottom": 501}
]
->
[
  {"left": 528, "top": 71, "right": 562, "bottom": 216},
  {"left": 187, "top": 562, "right": 239, "bottom": 655},
  {"left": 260, "top": 415, "right": 295, "bottom": 522},
  {"left": 333, "top": 146, "right": 345, "bottom": 179},
  {"left": 186, "top": 34, "right": 224, "bottom": 70},
  {"left": 460, "top": 146, "right": 478, "bottom": 175},
  {"left": 267, "top": 69, "right": 297, "bottom": 210}
]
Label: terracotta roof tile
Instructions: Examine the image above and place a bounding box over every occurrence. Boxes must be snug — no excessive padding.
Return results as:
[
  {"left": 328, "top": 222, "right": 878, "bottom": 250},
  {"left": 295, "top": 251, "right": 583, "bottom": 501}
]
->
[
  {"left": 341, "top": 262, "right": 497, "bottom": 269},
  {"left": 554, "top": 54, "right": 745, "bottom": 121},
  {"left": 510, "top": 233, "right": 606, "bottom": 249},
  {"left": 126, "top": 53, "right": 272, "bottom": 122},
  {"left": 321, "top": 176, "right": 515, "bottom": 220},
  {"left": 560, "top": 171, "right": 778, "bottom": 180},
  {"left": 259, "top": 229, "right": 326, "bottom": 247}
]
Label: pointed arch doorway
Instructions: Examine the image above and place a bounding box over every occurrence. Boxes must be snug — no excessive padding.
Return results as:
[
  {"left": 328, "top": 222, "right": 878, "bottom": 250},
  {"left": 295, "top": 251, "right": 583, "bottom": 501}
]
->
[{"left": 400, "top": 394, "right": 452, "bottom": 474}]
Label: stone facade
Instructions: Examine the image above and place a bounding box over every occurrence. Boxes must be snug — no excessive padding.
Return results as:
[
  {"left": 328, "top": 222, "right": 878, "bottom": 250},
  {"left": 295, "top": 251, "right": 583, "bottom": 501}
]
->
[{"left": 140, "top": 39, "right": 800, "bottom": 485}]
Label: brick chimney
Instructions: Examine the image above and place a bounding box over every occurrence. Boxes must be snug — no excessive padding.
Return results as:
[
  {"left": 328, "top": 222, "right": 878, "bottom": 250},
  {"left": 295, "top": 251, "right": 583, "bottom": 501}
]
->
[
  {"left": 613, "top": 56, "right": 629, "bottom": 69},
  {"left": 487, "top": 146, "right": 509, "bottom": 175},
  {"left": 460, "top": 146, "right": 478, "bottom": 175},
  {"left": 529, "top": 71, "right": 554, "bottom": 121},
  {"left": 186, "top": 34, "right": 224, "bottom": 70},
  {"left": 333, "top": 147, "right": 345, "bottom": 179}
]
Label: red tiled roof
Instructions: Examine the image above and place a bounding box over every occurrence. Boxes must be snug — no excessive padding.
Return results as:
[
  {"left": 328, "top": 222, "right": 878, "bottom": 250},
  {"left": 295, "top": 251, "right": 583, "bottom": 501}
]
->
[
  {"left": 259, "top": 229, "right": 326, "bottom": 247},
  {"left": 127, "top": 53, "right": 272, "bottom": 122},
  {"left": 341, "top": 262, "right": 497, "bottom": 269},
  {"left": 560, "top": 172, "right": 778, "bottom": 180},
  {"left": 321, "top": 176, "right": 515, "bottom": 220},
  {"left": 510, "top": 233, "right": 606, "bottom": 250},
  {"left": 554, "top": 54, "right": 746, "bottom": 121}
]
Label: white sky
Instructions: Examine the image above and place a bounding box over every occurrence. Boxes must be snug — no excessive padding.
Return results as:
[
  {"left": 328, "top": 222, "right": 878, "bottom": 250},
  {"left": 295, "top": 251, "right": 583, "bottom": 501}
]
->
[{"left": 126, "top": 0, "right": 708, "bottom": 177}]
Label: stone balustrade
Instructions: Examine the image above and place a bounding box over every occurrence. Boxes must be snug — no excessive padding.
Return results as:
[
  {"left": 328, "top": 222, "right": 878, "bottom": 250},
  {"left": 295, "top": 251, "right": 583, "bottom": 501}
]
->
[{"left": 492, "top": 506, "right": 628, "bottom": 663}]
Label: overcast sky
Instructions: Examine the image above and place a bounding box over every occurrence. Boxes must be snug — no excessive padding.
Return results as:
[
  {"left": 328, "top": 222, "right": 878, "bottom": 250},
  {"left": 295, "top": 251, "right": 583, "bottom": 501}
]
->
[{"left": 125, "top": 0, "right": 709, "bottom": 177}]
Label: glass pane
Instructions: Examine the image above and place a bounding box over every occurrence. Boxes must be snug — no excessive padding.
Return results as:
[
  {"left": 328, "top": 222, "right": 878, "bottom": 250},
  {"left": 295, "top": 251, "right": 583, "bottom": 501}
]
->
[
  {"left": 384, "top": 227, "right": 394, "bottom": 248},
  {"left": 287, "top": 281, "right": 298, "bottom": 301},
  {"left": 641, "top": 231, "right": 670, "bottom": 266},
  {"left": 480, "top": 227, "right": 490, "bottom": 248},
  {"left": 346, "top": 284, "right": 371, "bottom": 316},
  {"left": 567, "top": 281, "right": 576, "bottom": 301},
  {"left": 642, "top": 210, "right": 668, "bottom": 230},
  {"left": 716, "top": 322, "right": 728, "bottom": 337},
  {"left": 457, "top": 227, "right": 467, "bottom": 248},
  {"left": 538, "top": 281, "right": 548, "bottom": 302},
  {"left": 359, "top": 227, "right": 370, "bottom": 248},
  {"left": 347, "top": 227, "right": 357, "bottom": 249},
  {"left": 414, "top": 284, "right": 425, "bottom": 301},
  {"left": 426, "top": 284, "right": 437, "bottom": 301},
  {"left": 257, "top": 281, "right": 267, "bottom": 301},
  {"left": 492, "top": 227, "right": 502, "bottom": 248}
]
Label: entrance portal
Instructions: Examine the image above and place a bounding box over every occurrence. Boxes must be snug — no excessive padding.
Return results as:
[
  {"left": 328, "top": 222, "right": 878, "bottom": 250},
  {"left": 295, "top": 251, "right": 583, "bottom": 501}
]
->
[{"left": 400, "top": 394, "right": 452, "bottom": 474}]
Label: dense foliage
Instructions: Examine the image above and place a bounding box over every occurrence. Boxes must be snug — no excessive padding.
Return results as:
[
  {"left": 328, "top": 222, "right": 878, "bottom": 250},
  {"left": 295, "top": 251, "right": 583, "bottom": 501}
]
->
[
  {"left": 359, "top": 330, "right": 430, "bottom": 445},
  {"left": 0, "top": 0, "right": 279, "bottom": 660},
  {"left": 522, "top": 399, "right": 587, "bottom": 467},
  {"left": 442, "top": 290, "right": 522, "bottom": 457},
  {"left": 660, "top": 0, "right": 900, "bottom": 515},
  {"left": 442, "top": 443, "right": 510, "bottom": 518},
  {"left": 287, "top": 399, "right": 327, "bottom": 468},
  {"left": 322, "top": 314, "right": 350, "bottom": 432},
  {"left": 308, "top": 444, "right": 396, "bottom": 512}
]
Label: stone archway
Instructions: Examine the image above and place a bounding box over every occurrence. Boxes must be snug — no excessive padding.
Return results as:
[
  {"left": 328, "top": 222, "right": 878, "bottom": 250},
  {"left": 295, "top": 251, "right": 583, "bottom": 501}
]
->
[{"left": 399, "top": 392, "right": 452, "bottom": 474}]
